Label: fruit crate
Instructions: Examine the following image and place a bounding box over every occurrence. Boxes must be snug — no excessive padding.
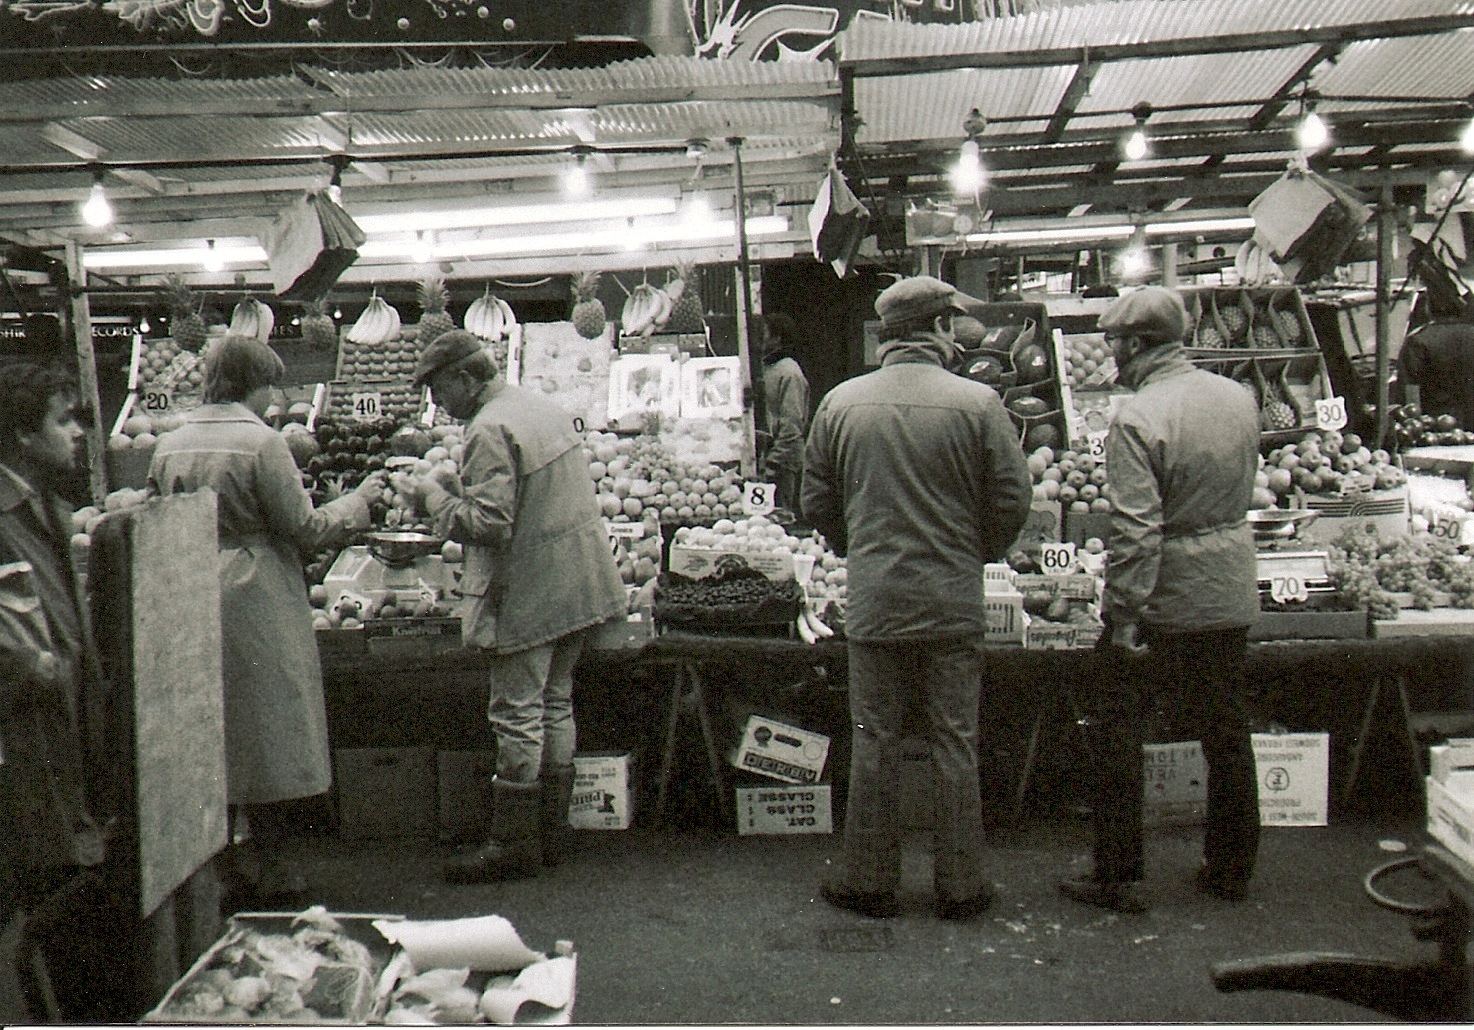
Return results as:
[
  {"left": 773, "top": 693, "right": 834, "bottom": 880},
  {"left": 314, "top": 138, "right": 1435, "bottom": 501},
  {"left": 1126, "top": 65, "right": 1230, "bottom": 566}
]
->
[
  {"left": 334, "top": 326, "right": 423, "bottom": 381},
  {"left": 1190, "top": 351, "right": 1331, "bottom": 446},
  {"left": 322, "top": 379, "right": 425, "bottom": 425},
  {"left": 1181, "top": 286, "right": 1319, "bottom": 356}
]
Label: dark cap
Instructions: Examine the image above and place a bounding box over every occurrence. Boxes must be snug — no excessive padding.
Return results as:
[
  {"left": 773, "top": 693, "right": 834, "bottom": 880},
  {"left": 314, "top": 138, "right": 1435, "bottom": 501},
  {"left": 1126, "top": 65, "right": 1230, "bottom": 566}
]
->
[
  {"left": 1097, "top": 286, "right": 1188, "bottom": 346},
  {"left": 413, "top": 329, "right": 487, "bottom": 386},
  {"left": 874, "top": 275, "right": 967, "bottom": 329}
]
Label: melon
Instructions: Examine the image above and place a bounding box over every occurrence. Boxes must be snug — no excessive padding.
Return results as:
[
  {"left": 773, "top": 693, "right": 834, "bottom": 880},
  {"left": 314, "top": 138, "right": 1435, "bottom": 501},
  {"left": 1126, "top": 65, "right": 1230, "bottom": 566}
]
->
[
  {"left": 283, "top": 430, "right": 320, "bottom": 469},
  {"left": 1014, "top": 344, "right": 1051, "bottom": 384},
  {"left": 1007, "top": 395, "right": 1051, "bottom": 419}
]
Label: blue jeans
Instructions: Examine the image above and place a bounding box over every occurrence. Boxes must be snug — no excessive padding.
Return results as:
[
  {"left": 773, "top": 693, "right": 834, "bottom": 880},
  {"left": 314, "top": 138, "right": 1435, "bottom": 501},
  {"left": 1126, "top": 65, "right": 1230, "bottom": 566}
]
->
[
  {"left": 838, "top": 637, "right": 989, "bottom": 903},
  {"left": 486, "top": 628, "right": 588, "bottom": 784}
]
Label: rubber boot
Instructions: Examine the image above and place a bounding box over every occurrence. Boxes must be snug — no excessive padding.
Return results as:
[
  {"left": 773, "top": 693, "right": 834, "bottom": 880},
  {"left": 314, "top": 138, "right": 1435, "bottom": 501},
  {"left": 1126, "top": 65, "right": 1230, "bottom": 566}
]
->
[
  {"left": 443, "top": 779, "right": 542, "bottom": 884},
  {"left": 540, "top": 764, "right": 576, "bottom": 867}
]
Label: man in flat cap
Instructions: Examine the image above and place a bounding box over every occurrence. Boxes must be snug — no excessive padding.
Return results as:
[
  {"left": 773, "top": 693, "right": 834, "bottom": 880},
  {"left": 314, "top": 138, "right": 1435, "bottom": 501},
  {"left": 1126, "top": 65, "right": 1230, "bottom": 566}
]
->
[
  {"left": 802, "top": 275, "right": 1032, "bottom": 920},
  {"left": 398, "top": 330, "right": 626, "bottom": 883},
  {"left": 1059, "top": 285, "right": 1261, "bottom": 913}
]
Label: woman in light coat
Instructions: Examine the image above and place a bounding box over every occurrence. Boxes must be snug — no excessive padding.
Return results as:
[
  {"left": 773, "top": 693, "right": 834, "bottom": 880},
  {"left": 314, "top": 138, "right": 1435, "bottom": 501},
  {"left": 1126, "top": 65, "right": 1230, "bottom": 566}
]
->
[{"left": 148, "top": 333, "right": 384, "bottom": 900}]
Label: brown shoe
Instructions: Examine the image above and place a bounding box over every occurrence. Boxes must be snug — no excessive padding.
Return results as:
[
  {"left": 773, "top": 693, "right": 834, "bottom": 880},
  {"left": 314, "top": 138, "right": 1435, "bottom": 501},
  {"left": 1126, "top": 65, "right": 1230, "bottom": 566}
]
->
[
  {"left": 821, "top": 881, "right": 899, "bottom": 918},
  {"left": 1059, "top": 875, "right": 1148, "bottom": 913}
]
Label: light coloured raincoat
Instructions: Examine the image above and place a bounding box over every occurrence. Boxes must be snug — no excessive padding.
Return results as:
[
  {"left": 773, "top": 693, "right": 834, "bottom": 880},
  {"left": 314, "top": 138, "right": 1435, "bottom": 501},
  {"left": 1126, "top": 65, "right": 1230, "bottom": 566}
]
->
[
  {"left": 426, "top": 380, "right": 625, "bottom": 655},
  {"left": 1103, "top": 344, "right": 1260, "bottom": 631},
  {"left": 148, "top": 403, "right": 369, "bottom": 804}
]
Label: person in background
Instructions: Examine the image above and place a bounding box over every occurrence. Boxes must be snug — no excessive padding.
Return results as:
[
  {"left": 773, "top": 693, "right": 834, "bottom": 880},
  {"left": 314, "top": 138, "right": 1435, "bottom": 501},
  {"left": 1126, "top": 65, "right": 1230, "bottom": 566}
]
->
[
  {"left": 148, "top": 333, "right": 385, "bottom": 904},
  {"left": 0, "top": 359, "right": 105, "bottom": 927},
  {"left": 802, "top": 276, "right": 1032, "bottom": 921},
  {"left": 1059, "top": 286, "right": 1261, "bottom": 914},
  {"left": 400, "top": 331, "right": 626, "bottom": 883},
  {"left": 757, "top": 312, "right": 810, "bottom": 514},
  {"left": 1398, "top": 306, "right": 1474, "bottom": 432}
]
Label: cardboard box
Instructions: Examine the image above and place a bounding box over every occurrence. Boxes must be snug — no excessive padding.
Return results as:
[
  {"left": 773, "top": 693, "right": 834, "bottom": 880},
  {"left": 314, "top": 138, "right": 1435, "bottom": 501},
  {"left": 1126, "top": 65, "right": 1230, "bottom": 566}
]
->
[
  {"left": 983, "top": 588, "right": 1026, "bottom": 645},
  {"left": 1063, "top": 510, "right": 1113, "bottom": 549},
  {"left": 569, "top": 751, "right": 633, "bottom": 830},
  {"left": 436, "top": 750, "right": 495, "bottom": 843},
  {"left": 1427, "top": 775, "right": 1474, "bottom": 868},
  {"left": 334, "top": 747, "right": 437, "bottom": 839},
  {"left": 1430, "top": 739, "right": 1474, "bottom": 784},
  {"left": 1250, "top": 607, "right": 1369, "bottom": 641},
  {"left": 1294, "top": 488, "right": 1409, "bottom": 545},
  {"left": 1252, "top": 732, "right": 1329, "bottom": 827},
  {"left": 736, "top": 785, "right": 833, "bottom": 835},
  {"left": 668, "top": 546, "right": 794, "bottom": 581},
  {"left": 729, "top": 714, "right": 830, "bottom": 785},
  {"left": 1143, "top": 741, "right": 1207, "bottom": 827},
  {"left": 1024, "top": 618, "right": 1080, "bottom": 650},
  {"left": 1014, "top": 573, "right": 1099, "bottom": 601}
]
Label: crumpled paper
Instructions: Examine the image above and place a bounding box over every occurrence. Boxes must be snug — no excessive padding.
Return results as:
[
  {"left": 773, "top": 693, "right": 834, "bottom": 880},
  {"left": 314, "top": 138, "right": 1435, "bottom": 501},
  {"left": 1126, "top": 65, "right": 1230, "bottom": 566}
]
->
[
  {"left": 478, "top": 956, "right": 577, "bottom": 1026},
  {"left": 373, "top": 915, "right": 543, "bottom": 973}
]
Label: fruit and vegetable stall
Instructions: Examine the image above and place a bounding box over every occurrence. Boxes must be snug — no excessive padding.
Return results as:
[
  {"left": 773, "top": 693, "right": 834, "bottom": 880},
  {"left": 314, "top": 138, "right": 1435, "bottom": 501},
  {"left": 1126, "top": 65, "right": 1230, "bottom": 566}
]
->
[{"left": 79, "top": 277, "right": 1474, "bottom": 834}]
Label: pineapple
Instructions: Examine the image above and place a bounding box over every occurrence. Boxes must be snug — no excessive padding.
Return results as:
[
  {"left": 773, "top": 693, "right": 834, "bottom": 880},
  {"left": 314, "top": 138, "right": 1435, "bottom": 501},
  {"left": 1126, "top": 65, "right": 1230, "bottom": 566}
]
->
[
  {"left": 665, "top": 261, "right": 705, "bottom": 334},
  {"left": 417, "top": 275, "right": 455, "bottom": 345},
  {"left": 162, "top": 273, "right": 208, "bottom": 353},
  {"left": 1273, "top": 308, "right": 1304, "bottom": 345},
  {"left": 1196, "top": 323, "right": 1225, "bottom": 349},
  {"left": 1218, "top": 303, "right": 1248, "bottom": 346},
  {"left": 301, "top": 296, "right": 338, "bottom": 351},
  {"left": 571, "top": 271, "right": 607, "bottom": 339},
  {"left": 1259, "top": 381, "right": 1297, "bottom": 432}
]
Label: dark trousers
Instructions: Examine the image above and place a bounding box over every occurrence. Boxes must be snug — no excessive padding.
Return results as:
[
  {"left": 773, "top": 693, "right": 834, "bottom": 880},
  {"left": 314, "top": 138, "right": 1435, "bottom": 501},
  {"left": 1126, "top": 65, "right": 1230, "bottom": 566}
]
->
[{"left": 1084, "top": 625, "right": 1260, "bottom": 885}]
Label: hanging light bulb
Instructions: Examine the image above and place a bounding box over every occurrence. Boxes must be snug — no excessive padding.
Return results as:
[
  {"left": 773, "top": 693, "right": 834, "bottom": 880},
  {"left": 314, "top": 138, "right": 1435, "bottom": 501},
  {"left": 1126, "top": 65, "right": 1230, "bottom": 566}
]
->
[
  {"left": 333, "top": 306, "right": 343, "bottom": 320},
  {"left": 202, "top": 239, "right": 224, "bottom": 273},
  {"left": 950, "top": 108, "right": 988, "bottom": 195},
  {"left": 950, "top": 139, "right": 986, "bottom": 195},
  {"left": 563, "top": 150, "right": 591, "bottom": 197},
  {"left": 1119, "top": 226, "right": 1150, "bottom": 279},
  {"left": 1296, "top": 93, "right": 1330, "bottom": 152},
  {"left": 138, "top": 314, "right": 152, "bottom": 335},
  {"left": 1122, "top": 102, "right": 1152, "bottom": 162},
  {"left": 411, "top": 229, "right": 434, "bottom": 264},
  {"left": 1461, "top": 113, "right": 1474, "bottom": 156},
  {"left": 80, "top": 169, "right": 114, "bottom": 228}
]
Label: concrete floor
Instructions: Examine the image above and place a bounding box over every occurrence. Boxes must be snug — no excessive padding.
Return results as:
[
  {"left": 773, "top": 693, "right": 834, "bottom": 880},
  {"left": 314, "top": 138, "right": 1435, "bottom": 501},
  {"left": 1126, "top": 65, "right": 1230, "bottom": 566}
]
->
[{"left": 273, "top": 813, "right": 1438, "bottom": 1025}]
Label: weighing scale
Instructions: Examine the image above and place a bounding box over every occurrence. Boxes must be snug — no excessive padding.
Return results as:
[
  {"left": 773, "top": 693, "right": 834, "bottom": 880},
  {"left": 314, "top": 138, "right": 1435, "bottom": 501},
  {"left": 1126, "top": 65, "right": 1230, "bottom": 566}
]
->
[
  {"left": 1249, "top": 509, "right": 1333, "bottom": 601},
  {"left": 324, "top": 532, "right": 457, "bottom": 607}
]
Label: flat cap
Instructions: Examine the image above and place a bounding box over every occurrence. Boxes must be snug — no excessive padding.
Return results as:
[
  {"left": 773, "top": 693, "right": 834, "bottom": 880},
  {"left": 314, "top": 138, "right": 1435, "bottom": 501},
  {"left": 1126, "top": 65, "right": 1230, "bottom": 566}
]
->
[
  {"left": 1097, "top": 285, "right": 1188, "bottom": 346},
  {"left": 413, "top": 329, "right": 487, "bottom": 386},
  {"left": 875, "top": 275, "right": 967, "bottom": 329}
]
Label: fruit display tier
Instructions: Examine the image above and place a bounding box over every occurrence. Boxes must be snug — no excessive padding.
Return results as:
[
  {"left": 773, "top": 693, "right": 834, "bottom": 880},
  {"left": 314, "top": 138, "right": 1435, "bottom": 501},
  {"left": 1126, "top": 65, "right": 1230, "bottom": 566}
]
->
[
  {"left": 323, "top": 379, "right": 426, "bottom": 425},
  {"left": 335, "top": 326, "right": 424, "bottom": 381},
  {"left": 1191, "top": 351, "right": 1332, "bottom": 445},
  {"left": 1180, "top": 286, "right": 1319, "bottom": 355},
  {"left": 951, "top": 302, "right": 1065, "bottom": 455}
]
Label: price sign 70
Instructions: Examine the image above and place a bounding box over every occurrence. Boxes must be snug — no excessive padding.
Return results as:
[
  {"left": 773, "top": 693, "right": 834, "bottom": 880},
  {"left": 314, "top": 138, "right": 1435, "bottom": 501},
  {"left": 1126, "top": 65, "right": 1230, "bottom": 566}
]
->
[{"left": 1270, "top": 575, "right": 1310, "bottom": 604}]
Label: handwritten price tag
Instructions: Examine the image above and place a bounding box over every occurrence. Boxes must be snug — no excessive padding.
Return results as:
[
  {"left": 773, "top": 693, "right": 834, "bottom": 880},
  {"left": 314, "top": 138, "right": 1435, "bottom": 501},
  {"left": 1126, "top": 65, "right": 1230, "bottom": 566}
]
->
[
  {"left": 140, "top": 385, "right": 174, "bottom": 414},
  {"left": 1038, "top": 541, "right": 1077, "bottom": 575},
  {"left": 1314, "top": 396, "right": 1348, "bottom": 432},
  {"left": 1429, "top": 505, "right": 1471, "bottom": 543},
  {"left": 1270, "top": 575, "right": 1310, "bottom": 604},
  {"left": 351, "top": 391, "right": 382, "bottom": 421},
  {"left": 1086, "top": 430, "right": 1109, "bottom": 462},
  {"left": 742, "top": 482, "right": 776, "bottom": 517}
]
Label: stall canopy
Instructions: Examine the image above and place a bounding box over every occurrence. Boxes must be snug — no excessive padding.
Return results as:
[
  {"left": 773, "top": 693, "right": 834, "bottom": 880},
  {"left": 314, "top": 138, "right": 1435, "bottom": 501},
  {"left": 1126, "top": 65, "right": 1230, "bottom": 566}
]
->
[
  {"left": 836, "top": 0, "right": 1474, "bottom": 253},
  {"left": 0, "top": 55, "right": 841, "bottom": 285}
]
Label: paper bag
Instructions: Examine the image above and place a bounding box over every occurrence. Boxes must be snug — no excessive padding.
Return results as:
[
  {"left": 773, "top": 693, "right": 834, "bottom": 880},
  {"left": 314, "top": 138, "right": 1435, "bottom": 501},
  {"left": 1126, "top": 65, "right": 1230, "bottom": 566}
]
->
[
  {"left": 807, "top": 165, "right": 870, "bottom": 279},
  {"left": 263, "top": 191, "right": 366, "bottom": 299},
  {"left": 1248, "top": 172, "right": 1338, "bottom": 263}
]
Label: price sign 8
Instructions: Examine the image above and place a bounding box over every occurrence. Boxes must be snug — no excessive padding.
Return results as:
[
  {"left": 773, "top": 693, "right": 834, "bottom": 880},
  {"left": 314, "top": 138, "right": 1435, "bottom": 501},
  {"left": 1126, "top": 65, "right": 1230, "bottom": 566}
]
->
[
  {"left": 743, "top": 482, "right": 776, "bottom": 517},
  {"left": 1038, "top": 541, "right": 1076, "bottom": 575}
]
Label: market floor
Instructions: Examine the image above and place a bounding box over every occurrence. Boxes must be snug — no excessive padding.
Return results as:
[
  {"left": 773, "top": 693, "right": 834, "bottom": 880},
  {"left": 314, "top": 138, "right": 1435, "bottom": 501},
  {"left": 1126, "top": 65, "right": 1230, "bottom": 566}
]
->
[{"left": 268, "top": 814, "right": 1437, "bottom": 1025}]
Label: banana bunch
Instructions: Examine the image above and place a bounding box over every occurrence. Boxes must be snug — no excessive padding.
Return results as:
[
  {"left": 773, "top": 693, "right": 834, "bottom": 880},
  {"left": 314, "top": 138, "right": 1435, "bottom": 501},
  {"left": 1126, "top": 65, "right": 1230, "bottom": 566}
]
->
[
  {"left": 229, "top": 296, "right": 275, "bottom": 344},
  {"left": 794, "top": 603, "right": 836, "bottom": 645},
  {"left": 347, "top": 293, "right": 402, "bottom": 346},
  {"left": 621, "top": 283, "right": 673, "bottom": 338},
  {"left": 464, "top": 286, "right": 518, "bottom": 342}
]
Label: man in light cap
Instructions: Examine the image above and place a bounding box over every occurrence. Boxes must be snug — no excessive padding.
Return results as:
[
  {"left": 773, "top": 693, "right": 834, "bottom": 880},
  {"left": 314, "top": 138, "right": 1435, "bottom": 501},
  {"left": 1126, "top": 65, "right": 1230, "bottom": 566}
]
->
[
  {"left": 399, "top": 330, "right": 626, "bottom": 883},
  {"left": 1059, "top": 285, "right": 1262, "bottom": 913},
  {"left": 802, "top": 275, "right": 1031, "bottom": 920}
]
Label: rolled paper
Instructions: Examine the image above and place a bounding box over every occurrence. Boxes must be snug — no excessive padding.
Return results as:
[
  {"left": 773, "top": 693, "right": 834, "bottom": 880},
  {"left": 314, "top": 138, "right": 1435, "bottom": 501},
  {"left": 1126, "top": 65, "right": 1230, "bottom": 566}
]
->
[{"left": 373, "top": 915, "right": 543, "bottom": 973}]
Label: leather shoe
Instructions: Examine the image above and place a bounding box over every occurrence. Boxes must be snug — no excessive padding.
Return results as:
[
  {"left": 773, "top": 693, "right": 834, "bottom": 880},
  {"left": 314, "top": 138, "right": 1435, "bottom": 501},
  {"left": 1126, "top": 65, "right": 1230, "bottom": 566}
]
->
[
  {"left": 936, "top": 883, "right": 996, "bottom": 921},
  {"left": 1195, "top": 865, "right": 1248, "bottom": 902},
  {"left": 1058, "top": 875, "right": 1148, "bottom": 913},
  {"left": 820, "top": 881, "right": 899, "bottom": 918}
]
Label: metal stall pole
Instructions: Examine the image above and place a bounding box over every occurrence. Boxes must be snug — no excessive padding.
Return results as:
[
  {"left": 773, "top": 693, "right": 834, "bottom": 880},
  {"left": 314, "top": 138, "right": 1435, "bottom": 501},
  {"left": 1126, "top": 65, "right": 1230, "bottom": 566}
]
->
[
  {"left": 65, "top": 241, "right": 109, "bottom": 505},
  {"left": 1375, "top": 185, "right": 1395, "bottom": 449},
  {"left": 729, "top": 136, "right": 761, "bottom": 481}
]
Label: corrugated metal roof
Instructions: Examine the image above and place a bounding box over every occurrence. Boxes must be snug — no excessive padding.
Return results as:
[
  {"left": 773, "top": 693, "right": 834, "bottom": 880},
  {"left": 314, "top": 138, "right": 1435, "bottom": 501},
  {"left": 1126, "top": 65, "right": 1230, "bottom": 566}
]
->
[
  {"left": 838, "top": 0, "right": 1474, "bottom": 62},
  {"left": 853, "top": 65, "right": 1074, "bottom": 145}
]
